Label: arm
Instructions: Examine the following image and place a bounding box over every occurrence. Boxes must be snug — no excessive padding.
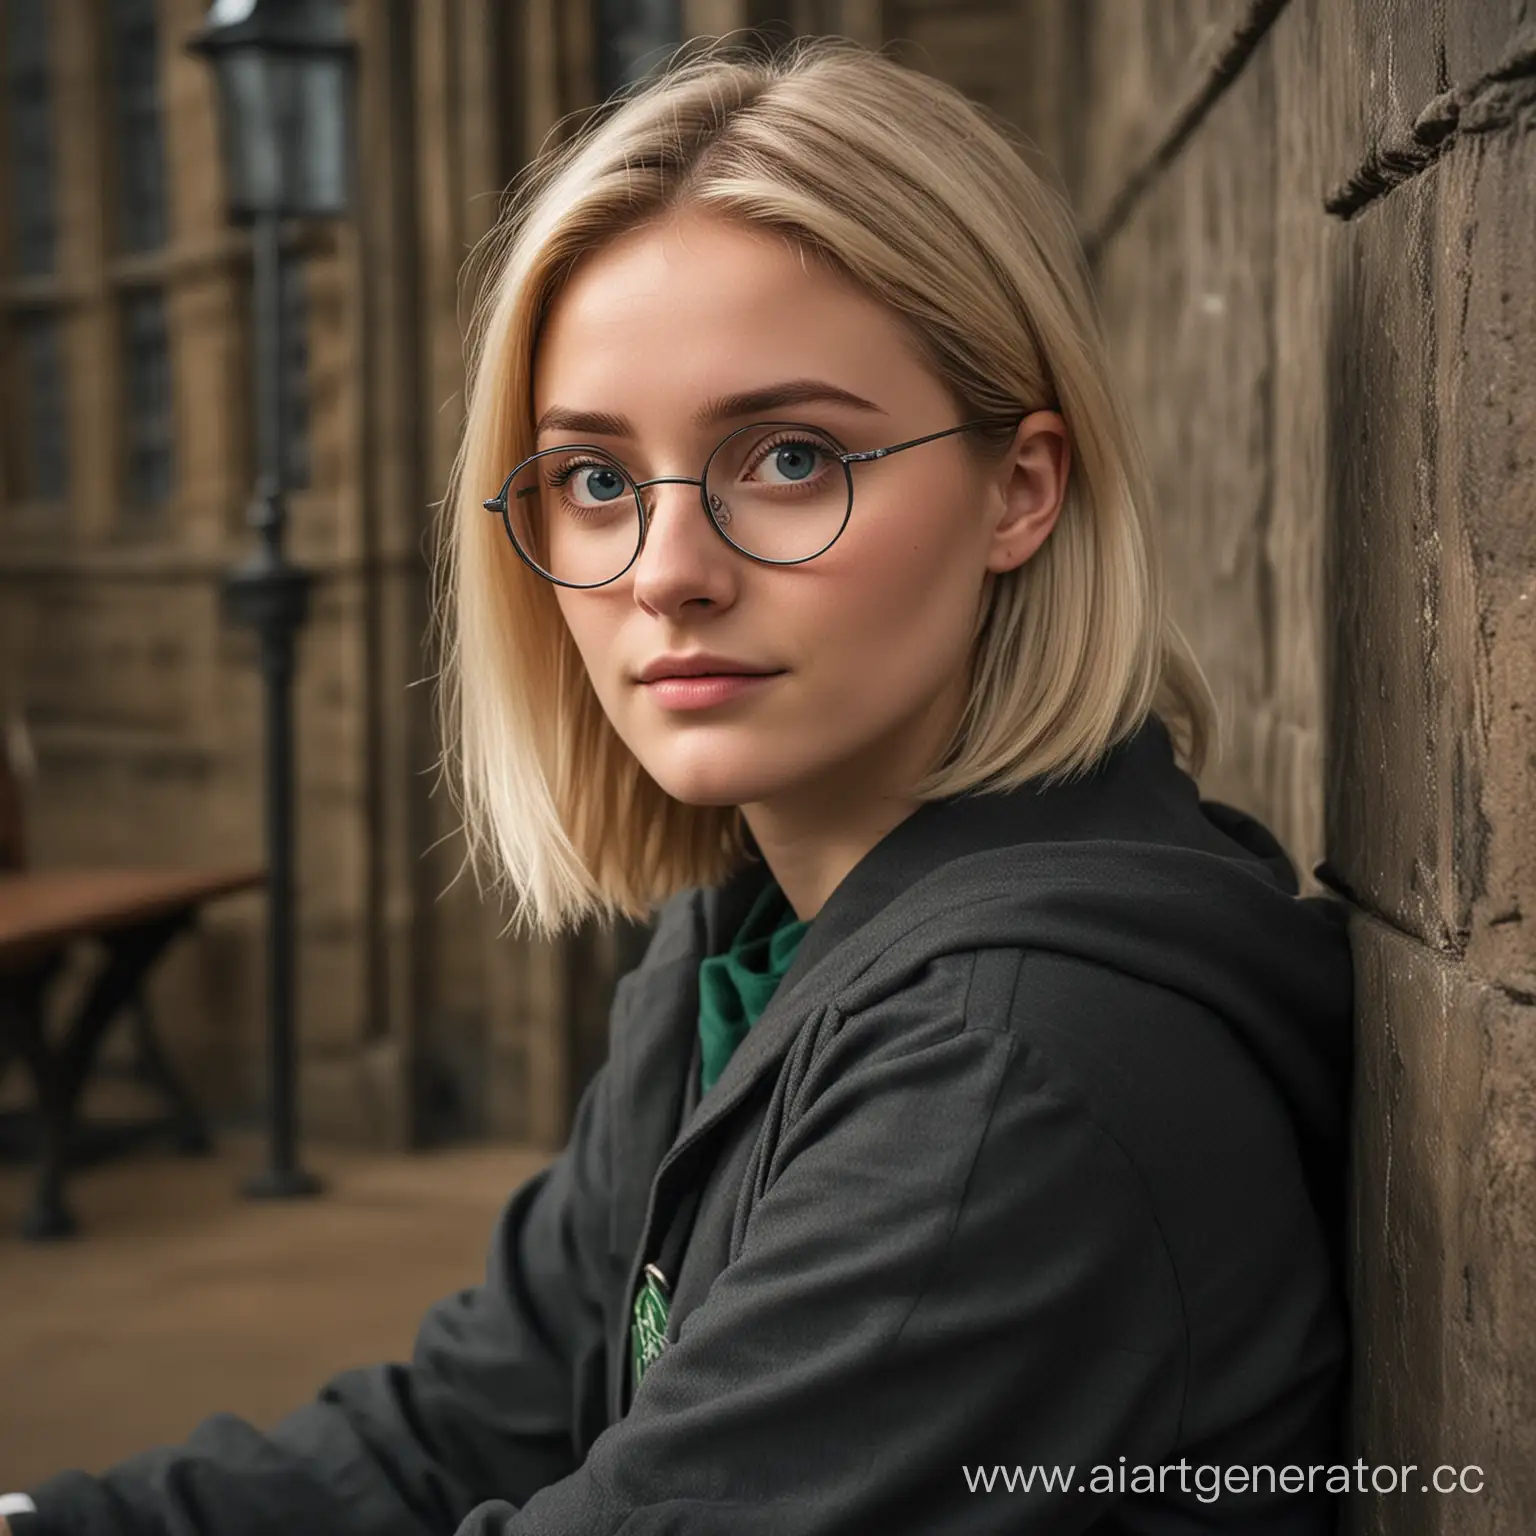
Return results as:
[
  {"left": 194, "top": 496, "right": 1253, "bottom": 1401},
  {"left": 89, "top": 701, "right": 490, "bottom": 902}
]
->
[
  {"left": 460, "top": 1001, "right": 1190, "bottom": 1535},
  {"left": 16, "top": 1061, "right": 618, "bottom": 1536}
]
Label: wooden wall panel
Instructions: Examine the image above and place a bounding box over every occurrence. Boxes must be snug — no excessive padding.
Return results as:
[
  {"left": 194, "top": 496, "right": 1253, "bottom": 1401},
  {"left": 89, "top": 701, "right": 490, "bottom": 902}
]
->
[
  {"left": 1073, "top": 0, "right": 1244, "bottom": 225},
  {"left": 1091, "top": 36, "right": 1317, "bottom": 865},
  {"left": 886, "top": 1, "right": 1030, "bottom": 131}
]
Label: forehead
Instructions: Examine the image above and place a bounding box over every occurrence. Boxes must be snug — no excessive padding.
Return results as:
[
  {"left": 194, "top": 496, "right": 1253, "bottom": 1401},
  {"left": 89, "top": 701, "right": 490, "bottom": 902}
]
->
[{"left": 531, "top": 213, "right": 925, "bottom": 411}]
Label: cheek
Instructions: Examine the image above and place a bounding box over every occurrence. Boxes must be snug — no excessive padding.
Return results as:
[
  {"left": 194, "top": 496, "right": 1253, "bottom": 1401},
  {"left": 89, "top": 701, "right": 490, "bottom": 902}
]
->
[
  {"left": 554, "top": 599, "right": 620, "bottom": 699},
  {"left": 839, "top": 478, "right": 980, "bottom": 626},
  {"left": 808, "top": 485, "right": 984, "bottom": 701}
]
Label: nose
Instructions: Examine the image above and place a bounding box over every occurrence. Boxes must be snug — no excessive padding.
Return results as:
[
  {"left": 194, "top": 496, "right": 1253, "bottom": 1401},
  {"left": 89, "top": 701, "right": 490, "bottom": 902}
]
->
[{"left": 628, "top": 476, "right": 735, "bottom": 608}]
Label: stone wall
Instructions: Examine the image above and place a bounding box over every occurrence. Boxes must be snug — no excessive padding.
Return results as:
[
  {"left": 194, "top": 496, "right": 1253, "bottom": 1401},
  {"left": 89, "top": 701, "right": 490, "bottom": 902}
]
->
[{"left": 1006, "top": 1, "right": 1536, "bottom": 1528}]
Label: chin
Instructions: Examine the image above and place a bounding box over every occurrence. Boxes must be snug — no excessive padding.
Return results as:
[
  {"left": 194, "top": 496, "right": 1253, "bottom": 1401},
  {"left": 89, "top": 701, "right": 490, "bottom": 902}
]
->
[{"left": 641, "top": 750, "right": 786, "bottom": 810}]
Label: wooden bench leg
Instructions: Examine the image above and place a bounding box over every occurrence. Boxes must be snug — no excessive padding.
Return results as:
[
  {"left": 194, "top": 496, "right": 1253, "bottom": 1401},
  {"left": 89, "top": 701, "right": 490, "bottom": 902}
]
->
[
  {"left": 3, "top": 913, "right": 194, "bottom": 1238},
  {"left": 2, "top": 970, "right": 77, "bottom": 1240},
  {"left": 129, "top": 994, "right": 213, "bottom": 1155},
  {"left": 55, "top": 912, "right": 189, "bottom": 1121}
]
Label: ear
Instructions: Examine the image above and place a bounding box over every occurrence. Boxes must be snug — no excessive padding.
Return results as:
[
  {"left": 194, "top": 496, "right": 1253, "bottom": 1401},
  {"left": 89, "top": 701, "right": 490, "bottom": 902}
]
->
[{"left": 984, "top": 410, "right": 1071, "bottom": 575}]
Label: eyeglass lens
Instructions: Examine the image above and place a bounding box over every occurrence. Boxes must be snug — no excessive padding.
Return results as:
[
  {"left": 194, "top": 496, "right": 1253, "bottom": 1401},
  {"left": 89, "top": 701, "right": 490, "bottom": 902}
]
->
[{"left": 503, "top": 423, "right": 853, "bottom": 585}]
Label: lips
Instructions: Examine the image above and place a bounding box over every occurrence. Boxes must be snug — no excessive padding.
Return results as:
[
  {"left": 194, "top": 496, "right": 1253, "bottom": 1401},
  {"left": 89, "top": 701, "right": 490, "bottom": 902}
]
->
[
  {"left": 643, "top": 669, "right": 778, "bottom": 682},
  {"left": 638, "top": 670, "right": 784, "bottom": 711},
  {"left": 635, "top": 654, "right": 783, "bottom": 683}
]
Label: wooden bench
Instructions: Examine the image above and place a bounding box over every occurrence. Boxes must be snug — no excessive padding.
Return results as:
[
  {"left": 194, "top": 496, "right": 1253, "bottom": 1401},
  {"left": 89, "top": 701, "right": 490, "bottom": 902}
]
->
[{"left": 0, "top": 720, "right": 265, "bottom": 1239}]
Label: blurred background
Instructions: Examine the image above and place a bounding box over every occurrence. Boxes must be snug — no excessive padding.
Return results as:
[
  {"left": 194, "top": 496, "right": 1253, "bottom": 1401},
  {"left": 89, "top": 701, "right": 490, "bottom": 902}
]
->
[{"left": 1, "top": 0, "right": 1532, "bottom": 1526}]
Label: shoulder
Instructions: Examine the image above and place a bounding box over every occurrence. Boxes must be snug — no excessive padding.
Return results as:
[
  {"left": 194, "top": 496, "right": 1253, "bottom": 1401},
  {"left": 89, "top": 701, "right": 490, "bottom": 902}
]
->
[
  {"left": 795, "top": 939, "right": 1339, "bottom": 1413},
  {"left": 983, "top": 948, "right": 1303, "bottom": 1183},
  {"left": 954, "top": 948, "right": 1334, "bottom": 1331},
  {"left": 836, "top": 942, "right": 1289, "bottom": 1134},
  {"left": 828, "top": 944, "right": 1321, "bottom": 1261}
]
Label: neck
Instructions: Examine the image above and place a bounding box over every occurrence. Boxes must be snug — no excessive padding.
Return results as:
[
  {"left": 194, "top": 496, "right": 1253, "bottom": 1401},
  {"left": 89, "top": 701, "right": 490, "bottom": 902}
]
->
[{"left": 739, "top": 675, "right": 968, "bottom": 921}]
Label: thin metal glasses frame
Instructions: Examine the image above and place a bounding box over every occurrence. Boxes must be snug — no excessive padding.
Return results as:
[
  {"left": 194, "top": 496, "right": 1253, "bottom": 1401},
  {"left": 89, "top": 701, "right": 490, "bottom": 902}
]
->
[{"left": 482, "top": 413, "right": 1026, "bottom": 590}]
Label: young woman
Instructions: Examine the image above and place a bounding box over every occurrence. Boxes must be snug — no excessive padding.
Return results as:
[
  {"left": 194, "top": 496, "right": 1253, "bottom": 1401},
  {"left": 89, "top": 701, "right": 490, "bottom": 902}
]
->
[{"left": 8, "top": 34, "right": 1354, "bottom": 1536}]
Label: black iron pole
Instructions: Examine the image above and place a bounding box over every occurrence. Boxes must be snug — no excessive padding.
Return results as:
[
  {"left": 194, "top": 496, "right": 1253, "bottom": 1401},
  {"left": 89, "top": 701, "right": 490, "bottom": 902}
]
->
[{"left": 224, "top": 211, "right": 320, "bottom": 1200}]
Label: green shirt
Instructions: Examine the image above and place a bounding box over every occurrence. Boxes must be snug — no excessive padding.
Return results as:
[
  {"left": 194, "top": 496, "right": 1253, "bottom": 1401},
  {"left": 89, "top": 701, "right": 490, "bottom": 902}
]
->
[
  {"left": 629, "top": 876, "right": 809, "bottom": 1404},
  {"left": 697, "top": 875, "right": 811, "bottom": 1097}
]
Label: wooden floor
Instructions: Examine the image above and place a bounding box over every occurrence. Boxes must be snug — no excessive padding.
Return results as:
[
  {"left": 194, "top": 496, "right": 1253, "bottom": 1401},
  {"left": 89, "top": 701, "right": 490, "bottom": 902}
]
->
[{"left": 0, "top": 1129, "right": 550, "bottom": 1490}]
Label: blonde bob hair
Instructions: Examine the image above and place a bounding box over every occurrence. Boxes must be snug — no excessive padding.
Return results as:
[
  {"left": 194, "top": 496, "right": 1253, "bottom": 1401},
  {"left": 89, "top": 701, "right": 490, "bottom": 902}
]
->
[{"left": 434, "top": 33, "right": 1218, "bottom": 941}]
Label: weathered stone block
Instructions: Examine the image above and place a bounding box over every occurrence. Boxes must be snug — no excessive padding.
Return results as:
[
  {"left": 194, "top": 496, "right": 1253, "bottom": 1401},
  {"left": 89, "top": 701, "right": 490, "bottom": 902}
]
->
[{"left": 1347, "top": 915, "right": 1536, "bottom": 1533}]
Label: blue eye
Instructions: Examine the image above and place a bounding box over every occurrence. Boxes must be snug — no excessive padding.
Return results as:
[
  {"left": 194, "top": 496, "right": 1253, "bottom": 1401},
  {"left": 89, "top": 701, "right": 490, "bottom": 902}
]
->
[
  {"left": 768, "top": 443, "right": 818, "bottom": 482},
  {"left": 548, "top": 458, "right": 631, "bottom": 505},
  {"left": 742, "top": 433, "right": 834, "bottom": 487}
]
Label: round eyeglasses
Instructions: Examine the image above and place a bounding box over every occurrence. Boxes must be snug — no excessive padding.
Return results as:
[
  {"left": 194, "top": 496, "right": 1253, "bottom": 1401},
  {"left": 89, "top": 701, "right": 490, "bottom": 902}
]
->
[{"left": 482, "top": 415, "right": 1025, "bottom": 589}]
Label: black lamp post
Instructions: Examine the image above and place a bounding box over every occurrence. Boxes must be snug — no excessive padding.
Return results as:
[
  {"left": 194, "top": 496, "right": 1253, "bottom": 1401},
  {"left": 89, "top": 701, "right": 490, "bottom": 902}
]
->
[{"left": 187, "top": 0, "right": 357, "bottom": 1200}]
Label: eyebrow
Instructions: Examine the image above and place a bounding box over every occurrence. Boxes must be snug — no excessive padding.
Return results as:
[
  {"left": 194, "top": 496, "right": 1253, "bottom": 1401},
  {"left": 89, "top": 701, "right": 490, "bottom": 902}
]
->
[{"left": 533, "top": 379, "right": 888, "bottom": 439}]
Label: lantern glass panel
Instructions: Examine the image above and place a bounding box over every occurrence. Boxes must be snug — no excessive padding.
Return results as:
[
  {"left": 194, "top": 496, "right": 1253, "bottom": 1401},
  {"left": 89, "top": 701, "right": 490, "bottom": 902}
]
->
[
  {"left": 217, "top": 48, "right": 278, "bottom": 215},
  {"left": 290, "top": 54, "right": 348, "bottom": 215},
  {"left": 213, "top": 45, "right": 350, "bottom": 219}
]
